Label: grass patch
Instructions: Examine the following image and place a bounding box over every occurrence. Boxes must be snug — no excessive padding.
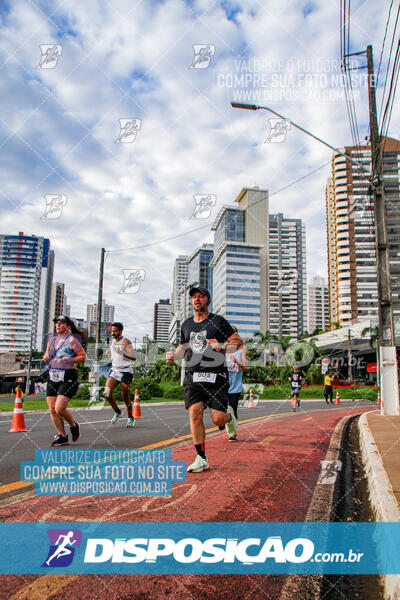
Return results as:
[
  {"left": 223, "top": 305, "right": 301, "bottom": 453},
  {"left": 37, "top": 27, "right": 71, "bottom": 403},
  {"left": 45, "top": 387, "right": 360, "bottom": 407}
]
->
[
  {"left": 261, "top": 385, "right": 378, "bottom": 401},
  {"left": 0, "top": 395, "right": 184, "bottom": 412}
]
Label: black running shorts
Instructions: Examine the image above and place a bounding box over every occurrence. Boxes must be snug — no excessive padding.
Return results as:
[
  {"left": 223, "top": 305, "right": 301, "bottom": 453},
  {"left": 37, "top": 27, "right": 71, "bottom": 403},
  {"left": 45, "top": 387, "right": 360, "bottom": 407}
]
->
[
  {"left": 47, "top": 369, "right": 79, "bottom": 399},
  {"left": 291, "top": 386, "right": 301, "bottom": 397},
  {"left": 121, "top": 372, "right": 133, "bottom": 385},
  {"left": 184, "top": 371, "right": 229, "bottom": 411}
]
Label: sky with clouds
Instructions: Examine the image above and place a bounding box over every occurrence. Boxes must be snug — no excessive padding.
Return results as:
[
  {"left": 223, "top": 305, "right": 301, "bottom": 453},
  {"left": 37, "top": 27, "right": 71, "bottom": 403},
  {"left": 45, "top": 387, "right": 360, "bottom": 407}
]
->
[{"left": 0, "top": 0, "right": 398, "bottom": 341}]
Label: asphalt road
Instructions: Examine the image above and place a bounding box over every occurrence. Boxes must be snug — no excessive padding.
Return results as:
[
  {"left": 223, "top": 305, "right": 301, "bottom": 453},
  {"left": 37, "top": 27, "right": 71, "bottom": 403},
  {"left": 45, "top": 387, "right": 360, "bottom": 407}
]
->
[
  {"left": 0, "top": 404, "right": 376, "bottom": 600},
  {"left": 0, "top": 399, "right": 372, "bottom": 486}
]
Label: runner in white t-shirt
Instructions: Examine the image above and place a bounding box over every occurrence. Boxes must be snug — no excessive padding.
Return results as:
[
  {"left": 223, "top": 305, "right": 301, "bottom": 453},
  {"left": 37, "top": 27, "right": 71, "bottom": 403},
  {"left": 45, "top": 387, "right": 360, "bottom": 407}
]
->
[{"left": 104, "top": 322, "right": 136, "bottom": 428}]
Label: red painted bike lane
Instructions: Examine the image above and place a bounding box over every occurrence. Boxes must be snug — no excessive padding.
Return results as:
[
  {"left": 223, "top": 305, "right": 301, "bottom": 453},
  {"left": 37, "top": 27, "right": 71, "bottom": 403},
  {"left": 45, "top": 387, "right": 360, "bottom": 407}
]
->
[{"left": 1, "top": 406, "right": 374, "bottom": 600}]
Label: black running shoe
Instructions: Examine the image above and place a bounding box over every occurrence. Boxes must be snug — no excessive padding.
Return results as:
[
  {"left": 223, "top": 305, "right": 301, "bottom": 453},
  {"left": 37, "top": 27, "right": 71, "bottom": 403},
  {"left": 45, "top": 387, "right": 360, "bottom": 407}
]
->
[
  {"left": 218, "top": 425, "right": 225, "bottom": 431},
  {"left": 51, "top": 434, "right": 69, "bottom": 447},
  {"left": 70, "top": 422, "right": 80, "bottom": 442}
]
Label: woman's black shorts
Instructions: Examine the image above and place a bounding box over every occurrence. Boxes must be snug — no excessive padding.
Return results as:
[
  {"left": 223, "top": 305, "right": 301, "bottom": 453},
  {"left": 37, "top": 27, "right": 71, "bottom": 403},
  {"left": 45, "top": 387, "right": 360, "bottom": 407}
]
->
[{"left": 47, "top": 369, "right": 79, "bottom": 399}]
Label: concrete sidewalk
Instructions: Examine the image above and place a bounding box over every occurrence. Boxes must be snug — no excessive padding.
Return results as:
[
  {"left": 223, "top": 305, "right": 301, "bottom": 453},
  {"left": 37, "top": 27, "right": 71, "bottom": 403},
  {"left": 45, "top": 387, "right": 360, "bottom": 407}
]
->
[{"left": 358, "top": 409, "right": 400, "bottom": 600}]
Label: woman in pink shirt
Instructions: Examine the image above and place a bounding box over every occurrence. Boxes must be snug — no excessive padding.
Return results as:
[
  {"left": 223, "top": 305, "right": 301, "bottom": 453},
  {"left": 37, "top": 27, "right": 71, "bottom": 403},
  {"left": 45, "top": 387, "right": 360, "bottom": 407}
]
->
[{"left": 43, "top": 316, "right": 86, "bottom": 447}]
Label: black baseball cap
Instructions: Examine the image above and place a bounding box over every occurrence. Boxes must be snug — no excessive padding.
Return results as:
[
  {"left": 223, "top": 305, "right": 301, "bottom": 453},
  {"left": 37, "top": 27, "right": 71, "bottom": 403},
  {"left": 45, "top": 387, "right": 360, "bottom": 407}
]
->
[
  {"left": 54, "top": 315, "right": 72, "bottom": 326},
  {"left": 112, "top": 322, "right": 124, "bottom": 330},
  {"left": 189, "top": 286, "right": 211, "bottom": 300}
]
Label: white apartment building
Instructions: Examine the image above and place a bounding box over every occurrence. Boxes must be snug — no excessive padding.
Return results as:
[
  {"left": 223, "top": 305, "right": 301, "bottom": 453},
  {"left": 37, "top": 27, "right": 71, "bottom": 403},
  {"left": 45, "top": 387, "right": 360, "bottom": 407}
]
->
[
  {"left": 307, "top": 276, "right": 329, "bottom": 333},
  {"left": 153, "top": 298, "right": 172, "bottom": 342},
  {"left": 172, "top": 256, "right": 188, "bottom": 319},
  {"left": 268, "top": 213, "right": 307, "bottom": 338},
  {"left": 0, "top": 233, "right": 54, "bottom": 352}
]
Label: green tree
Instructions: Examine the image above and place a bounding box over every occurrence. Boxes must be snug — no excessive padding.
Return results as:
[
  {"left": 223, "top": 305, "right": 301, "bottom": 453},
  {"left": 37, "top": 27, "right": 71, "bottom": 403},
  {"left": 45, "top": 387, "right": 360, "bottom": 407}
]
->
[{"left": 253, "top": 330, "right": 276, "bottom": 365}]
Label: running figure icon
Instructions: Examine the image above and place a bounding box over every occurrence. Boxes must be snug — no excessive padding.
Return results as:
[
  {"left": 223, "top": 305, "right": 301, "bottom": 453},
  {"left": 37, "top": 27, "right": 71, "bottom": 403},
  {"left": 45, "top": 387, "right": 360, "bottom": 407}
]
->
[{"left": 45, "top": 531, "right": 77, "bottom": 566}]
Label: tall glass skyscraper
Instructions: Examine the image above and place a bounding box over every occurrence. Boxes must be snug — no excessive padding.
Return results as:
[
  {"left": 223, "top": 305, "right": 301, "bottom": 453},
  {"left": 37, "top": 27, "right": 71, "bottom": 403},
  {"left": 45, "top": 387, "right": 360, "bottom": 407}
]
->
[{"left": 211, "top": 187, "right": 269, "bottom": 339}]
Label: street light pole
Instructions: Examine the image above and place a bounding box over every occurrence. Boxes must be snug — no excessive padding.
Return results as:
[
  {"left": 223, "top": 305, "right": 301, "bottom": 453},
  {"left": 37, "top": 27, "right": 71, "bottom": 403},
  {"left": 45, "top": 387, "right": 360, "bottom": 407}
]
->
[
  {"left": 232, "top": 77, "right": 400, "bottom": 414},
  {"left": 231, "top": 102, "right": 367, "bottom": 171}
]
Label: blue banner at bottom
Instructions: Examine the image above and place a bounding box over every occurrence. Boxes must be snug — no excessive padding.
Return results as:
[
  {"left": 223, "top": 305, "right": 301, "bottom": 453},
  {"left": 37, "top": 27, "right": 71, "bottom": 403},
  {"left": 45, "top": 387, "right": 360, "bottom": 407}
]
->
[{"left": 1, "top": 522, "right": 399, "bottom": 574}]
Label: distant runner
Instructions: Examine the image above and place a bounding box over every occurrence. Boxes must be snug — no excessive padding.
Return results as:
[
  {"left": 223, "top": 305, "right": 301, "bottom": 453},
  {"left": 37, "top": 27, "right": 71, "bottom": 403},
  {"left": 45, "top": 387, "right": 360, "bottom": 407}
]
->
[
  {"left": 43, "top": 316, "right": 86, "bottom": 446},
  {"left": 166, "top": 287, "right": 243, "bottom": 472},
  {"left": 289, "top": 364, "right": 305, "bottom": 411},
  {"left": 105, "top": 322, "right": 136, "bottom": 428},
  {"left": 224, "top": 325, "right": 248, "bottom": 441}
]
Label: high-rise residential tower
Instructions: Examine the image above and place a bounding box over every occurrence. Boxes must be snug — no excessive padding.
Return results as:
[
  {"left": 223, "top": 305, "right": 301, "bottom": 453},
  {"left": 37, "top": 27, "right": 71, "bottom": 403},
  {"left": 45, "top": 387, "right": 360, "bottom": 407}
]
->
[
  {"left": 50, "top": 282, "right": 65, "bottom": 333},
  {"left": 268, "top": 213, "right": 307, "bottom": 338},
  {"left": 307, "top": 276, "right": 329, "bottom": 333},
  {"left": 153, "top": 298, "right": 172, "bottom": 342},
  {"left": 172, "top": 256, "right": 188, "bottom": 318},
  {"left": 326, "top": 137, "right": 400, "bottom": 323},
  {"left": 86, "top": 301, "right": 115, "bottom": 327},
  {"left": 0, "top": 232, "right": 54, "bottom": 352}
]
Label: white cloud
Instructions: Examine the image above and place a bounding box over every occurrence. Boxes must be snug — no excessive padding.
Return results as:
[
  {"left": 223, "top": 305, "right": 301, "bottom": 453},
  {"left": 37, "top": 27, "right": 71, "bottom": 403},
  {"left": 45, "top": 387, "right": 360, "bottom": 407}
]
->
[{"left": 0, "top": 0, "right": 398, "bottom": 340}]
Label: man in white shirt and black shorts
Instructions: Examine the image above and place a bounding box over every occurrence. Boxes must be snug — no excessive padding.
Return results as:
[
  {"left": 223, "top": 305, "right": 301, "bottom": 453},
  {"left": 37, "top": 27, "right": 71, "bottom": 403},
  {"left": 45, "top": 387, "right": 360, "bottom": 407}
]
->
[
  {"left": 166, "top": 287, "right": 243, "bottom": 473},
  {"left": 105, "top": 322, "right": 136, "bottom": 428},
  {"left": 289, "top": 364, "right": 305, "bottom": 411}
]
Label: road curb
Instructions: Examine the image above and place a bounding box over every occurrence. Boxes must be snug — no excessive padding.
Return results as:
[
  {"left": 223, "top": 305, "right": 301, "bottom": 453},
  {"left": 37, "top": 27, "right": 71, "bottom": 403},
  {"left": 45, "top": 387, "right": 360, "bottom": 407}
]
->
[
  {"left": 280, "top": 412, "right": 355, "bottom": 600},
  {"left": 358, "top": 411, "right": 400, "bottom": 600}
]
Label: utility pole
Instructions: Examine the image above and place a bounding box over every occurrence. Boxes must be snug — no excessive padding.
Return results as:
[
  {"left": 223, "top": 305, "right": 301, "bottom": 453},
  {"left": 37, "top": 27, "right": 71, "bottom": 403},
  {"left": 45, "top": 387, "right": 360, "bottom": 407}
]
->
[
  {"left": 89, "top": 247, "right": 105, "bottom": 405},
  {"left": 367, "top": 45, "right": 399, "bottom": 415},
  {"left": 347, "top": 329, "right": 352, "bottom": 382},
  {"left": 95, "top": 248, "right": 106, "bottom": 359}
]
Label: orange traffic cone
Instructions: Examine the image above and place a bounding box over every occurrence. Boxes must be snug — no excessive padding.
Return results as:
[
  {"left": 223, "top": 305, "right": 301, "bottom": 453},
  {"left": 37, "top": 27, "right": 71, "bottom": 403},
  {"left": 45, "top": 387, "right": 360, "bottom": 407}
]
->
[
  {"left": 132, "top": 389, "right": 142, "bottom": 418},
  {"left": 377, "top": 388, "right": 381, "bottom": 405},
  {"left": 335, "top": 389, "right": 340, "bottom": 405},
  {"left": 248, "top": 388, "right": 255, "bottom": 408},
  {"left": 8, "top": 388, "right": 28, "bottom": 432}
]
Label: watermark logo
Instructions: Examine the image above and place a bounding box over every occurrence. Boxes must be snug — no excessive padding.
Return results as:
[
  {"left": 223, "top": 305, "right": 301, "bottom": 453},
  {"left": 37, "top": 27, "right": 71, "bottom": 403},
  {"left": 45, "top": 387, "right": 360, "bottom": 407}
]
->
[
  {"left": 41, "top": 194, "right": 67, "bottom": 219},
  {"left": 318, "top": 460, "right": 342, "bottom": 485},
  {"left": 115, "top": 119, "right": 142, "bottom": 143},
  {"left": 88, "top": 385, "right": 105, "bottom": 410},
  {"left": 241, "top": 384, "right": 263, "bottom": 408},
  {"left": 265, "top": 118, "right": 291, "bottom": 143},
  {"left": 349, "top": 194, "right": 371, "bottom": 219},
  {"left": 42, "top": 529, "right": 82, "bottom": 567},
  {"left": 275, "top": 269, "right": 298, "bottom": 293},
  {"left": 37, "top": 45, "right": 62, "bottom": 69},
  {"left": 189, "top": 45, "right": 216, "bottom": 69},
  {"left": 190, "top": 194, "right": 216, "bottom": 219},
  {"left": 119, "top": 269, "right": 146, "bottom": 294}
]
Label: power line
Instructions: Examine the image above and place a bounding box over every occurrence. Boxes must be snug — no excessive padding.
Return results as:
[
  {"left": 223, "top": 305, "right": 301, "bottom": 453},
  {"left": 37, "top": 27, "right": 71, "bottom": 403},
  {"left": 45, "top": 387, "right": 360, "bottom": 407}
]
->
[
  {"left": 378, "top": 2, "right": 400, "bottom": 127},
  {"left": 376, "top": 0, "right": 395, "bottom": 87},
  {"left": 380, "top": 36, "right": 400, "bottom": 142},
  {"left": 107, "top": 161, "right": 332, "bottom": 254}
]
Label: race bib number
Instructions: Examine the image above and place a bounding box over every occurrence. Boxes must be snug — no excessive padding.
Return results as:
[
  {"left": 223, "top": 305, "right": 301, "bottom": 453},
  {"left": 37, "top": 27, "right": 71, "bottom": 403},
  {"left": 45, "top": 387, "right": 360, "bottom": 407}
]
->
[
  {"left": 193, "top": 372, "right": 217, "bottom": 384},
  {"left": 49, "top": 369, "right": 65, "bottom": 383},
  {"left": 110, "top": 369, "right": 123, "bottom": 382}
]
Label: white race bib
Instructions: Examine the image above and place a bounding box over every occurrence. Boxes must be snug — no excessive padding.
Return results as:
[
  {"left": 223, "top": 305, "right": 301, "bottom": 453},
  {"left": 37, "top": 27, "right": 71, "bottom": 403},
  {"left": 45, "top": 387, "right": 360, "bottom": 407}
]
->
[
  {"left": 49, "top": 369, "right": 65, "bottom": 383},
  {"left": 110, "top": 369, "right": 123, "bottom": 382},
  {"left": 193, "top": 372, "right": 217, "bottom": 384}
]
